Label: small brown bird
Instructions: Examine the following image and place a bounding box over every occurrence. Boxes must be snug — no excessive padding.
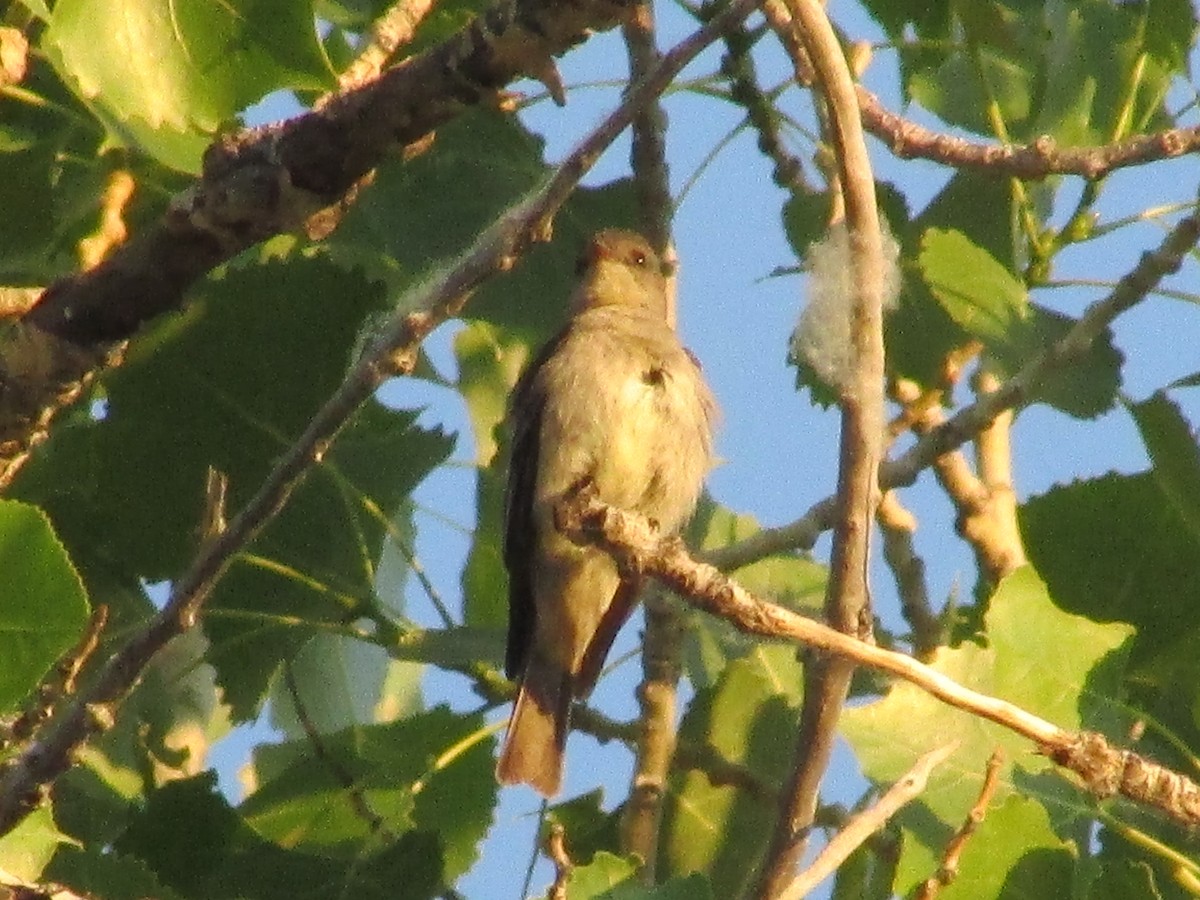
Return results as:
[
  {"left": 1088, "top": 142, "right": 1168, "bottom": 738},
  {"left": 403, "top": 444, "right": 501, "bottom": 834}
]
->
[{"left": 496, "top": 229, "right": 717, "bottom": 796}]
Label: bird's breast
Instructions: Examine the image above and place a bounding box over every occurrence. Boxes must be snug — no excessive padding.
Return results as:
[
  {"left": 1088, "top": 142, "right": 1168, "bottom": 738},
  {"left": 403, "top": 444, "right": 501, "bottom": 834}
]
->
[{"left": 534, "top": 323, "right": 712, "bottom": 535}]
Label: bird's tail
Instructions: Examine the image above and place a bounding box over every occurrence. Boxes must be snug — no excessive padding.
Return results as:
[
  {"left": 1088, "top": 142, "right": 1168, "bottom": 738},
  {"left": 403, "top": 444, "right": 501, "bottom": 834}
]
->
[{"left": 495, "top": 654, "right": 572, "bottom": 797}]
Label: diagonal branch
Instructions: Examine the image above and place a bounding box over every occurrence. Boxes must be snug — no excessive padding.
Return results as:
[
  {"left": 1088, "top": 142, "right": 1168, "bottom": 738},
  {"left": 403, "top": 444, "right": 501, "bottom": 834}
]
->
[
  {"left": 779, "top": 743, "right": 957, "bottom": 900},
  {"left": 556, "top": 484, "right": 1200, "bottom": 828},
  {"left": 0, "top": 0, "right": 653, "bottom": 491},
  {"left": 0, "top": 0, "right": 759, "bottom": 840}
]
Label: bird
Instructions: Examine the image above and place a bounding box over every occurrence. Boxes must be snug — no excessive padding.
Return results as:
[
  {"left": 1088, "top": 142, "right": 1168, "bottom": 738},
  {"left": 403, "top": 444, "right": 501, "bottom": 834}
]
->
[{"left": 496, "top": 228, "right": 717, "bottom": 796}]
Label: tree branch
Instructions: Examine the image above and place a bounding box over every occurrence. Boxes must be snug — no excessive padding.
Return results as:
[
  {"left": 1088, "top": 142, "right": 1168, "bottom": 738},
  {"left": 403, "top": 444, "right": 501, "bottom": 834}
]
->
[
  {"left": 556, "top": 484, "right": 1200, "bottom": 828},
  {"left": 858, "top": 85, "right": 1200, "bottom": 181},
  {"left": 916, "top": 748, "right": 1003, "bottom": 899},
  {"left": 0, "top": 0, "right": 651, "bottom": 491},
  {"left": 619, "top": 3, "right": 681, "bottom": 877},
  {"left": 779, "top": 743, "right": 957, "bottom": 900},
  {"left": 0, "top": 0, "right": 760, "bottom": 839},
  {"left": 758, "top": 0, "right": 888, "bottom": 893}
]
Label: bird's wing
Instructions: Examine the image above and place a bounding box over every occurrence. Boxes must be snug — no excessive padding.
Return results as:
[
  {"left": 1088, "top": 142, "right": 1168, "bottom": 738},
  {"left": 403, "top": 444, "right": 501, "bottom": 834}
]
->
[{"left": 502, "top": 328, "right": 569, "bottom": 679}]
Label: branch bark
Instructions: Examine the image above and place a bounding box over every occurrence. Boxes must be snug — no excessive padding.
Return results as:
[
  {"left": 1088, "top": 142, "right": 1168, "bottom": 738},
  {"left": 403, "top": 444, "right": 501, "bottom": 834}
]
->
[
  {"left": 779, "top": 743, "right": 957, "bottom": 900},
  {"left": 858, "top": 85, "right": 1200, "bottom": 180}
]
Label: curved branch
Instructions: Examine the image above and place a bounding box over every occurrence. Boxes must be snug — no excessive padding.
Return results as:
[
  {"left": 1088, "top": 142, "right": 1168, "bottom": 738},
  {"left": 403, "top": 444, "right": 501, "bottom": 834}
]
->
[
  {"left": 858, "top": 85, "right": 1200, "bottom": 180},
  {"left": 758, "top": 1, "right": 888, "bottom": 893}
]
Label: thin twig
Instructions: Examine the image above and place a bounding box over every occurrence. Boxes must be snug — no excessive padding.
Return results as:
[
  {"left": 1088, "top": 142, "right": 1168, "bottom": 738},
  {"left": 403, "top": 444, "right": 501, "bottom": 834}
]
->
[
  {"left": 877, "top": 491, "right": 940, "bottom": 657},
  {"left": 0, "top": 0, "right": 760, "bottom": 840},
  {"left": 546, "top": 823, "right": 574, "bottom": 900},
  {"left": 283, "top": 663, "right": 392, "bottom": 840},
  {"left": 916, "top": 748, "right": 1003, "bottom": 899},
  {"left": 757, "top": 0, "right": 888, "bottom": 892},
  {"left": 779, "top": 743, "right": 957, "bottom": 900},
  {"left": 335, "top": 0, "right": 437, "bottom": 93}
]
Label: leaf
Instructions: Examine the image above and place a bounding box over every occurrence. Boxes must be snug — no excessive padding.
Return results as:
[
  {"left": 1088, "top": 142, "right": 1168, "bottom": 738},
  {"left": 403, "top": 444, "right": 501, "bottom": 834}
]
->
[
  {"left": 16, "top": 253, "right": 452, "bottom": 719},
  {"left": 0, "top": 499, "right": 89, "bottom": 712},
  {"left": 46, "top": 846, "right": 187, "bottom": 900},
  {"left": 0, "top": 806, "right": 72, "bottom": 883},
  {"left": 660, "top": 646, "right": 803, "bottom": 898},
  {"left": 1086, "top": 858, "right": 1162, "bottom": 900},
  {"left": 885, "top": 172, "right": 1014, "bottom": 388},
  {"left": 682, "top": 498, "right": 826, "bottom": 689},
  {"left": 115, "top": 772, "right": 444, "bottom": 900},
  {"left": 1128, "top": 392, "right": 1200, "bottom": 544},
  {"left": 205, "top": 399, "right": 452, "bottom": 718},
  {"left": 1035, "top": 0, "right": 1174, "bottom": 145},
  {"left": 918, "top": 228, "right": 1122, "bottom": 418},
  {"left": 919, "top": 227, "right": 1029, "bottom": 345},
  {"left": 242, "top": 707, "right": 496, "bottom": 884},
  {"left": 988, "top": 304, "right": 1123, "bottom": 420},
  {"left": 46, "top": 0, "right": 333, "bottom": 135},
  {"left": 1020, "top": 472, "right": 1200, "bottom": 742},
  {"left": 841, "top": 566, "right": 1131, "bottom": 896},
  {"left": 565, "top": 852, "right": 639, "bottom": 897},
  {"left": 1144, "top": 0, "right": 1199, "bottom": 70},
  {"left": 546, "top": 789, "right": 622, "bottom": 867},
  {"left": 565, "top": 852, "right": 715, "bottom": 899}
]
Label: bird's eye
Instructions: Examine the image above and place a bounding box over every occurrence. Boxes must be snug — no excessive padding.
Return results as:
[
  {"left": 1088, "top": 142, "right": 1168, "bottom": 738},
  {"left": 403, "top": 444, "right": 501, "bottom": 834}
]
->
[{"left": 629, "top": 250, "right": 647, "bottom": 267}]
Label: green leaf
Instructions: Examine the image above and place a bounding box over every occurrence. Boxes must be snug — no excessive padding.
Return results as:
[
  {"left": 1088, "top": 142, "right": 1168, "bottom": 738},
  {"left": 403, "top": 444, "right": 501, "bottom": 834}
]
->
[
  {"left": 781, "top": 190, "right": 832, "bottom": 261},
  {"left": 683, "top": 498, "right": 826, "bottom": 689},
  {"left": 830, "top": 837, "right": 898, "bottom": 900},
  {"left": 1129, "top": 392, "right": 1200, "bottom": 543},
  {"left": 46, "top": 0, "right": 333, "bottom": 136},
  {"left": 990, "top": 305, "right": 1123, "bottom": 420},
  {"left": 115, "top": 772, "right": 444, "bottom": 900},
  {"left": 1087, "top": 858, "right": 1162, "bottom": 900},
  {"left": 842, "top": 566, "right": 1131, "bottom": 896},
  {"left": 546, "top": 789, "right": 622, "bottom": 867},
  {"left": 660, "top": 646, "right": 803, "bottom": 897},
  {"left": 1035, "top": 0, "right": 1174, "bottom": 145},
  {"left": 565, "top": 852, "right": 639, "bottom": 897},
  {"left": 1144, "top": 0, "right": 1199, "bottom": 70},
  {"left": 243, "top": 708, "right": 496, "bottom": 884},
  {"left": 47, "top": 846, "right": 187, "bottom": 900},
  {"left": 205, "top": 399, "right": 452, "bottom": 718},
  {"left": 886, "top": 172, "right": 1014, "bottom": 388},
  {"left": 18, "top": 253, "right": 452, "bottom": 719},
  {"left": 917, "top": 228, "right": 1122, "bottom": 418},
  {"left": 1020, "top": 472, "right": 1200, "bottom": 741},
  {"left": 908, "top": 42, "right": 1035, "bottom": 138},
  {"left": 0, "top": 805, "right": 72, "bottom": 883},
  {"left": 0, "top": 499, "right": 89, "bottom": 713},
  {"left": 919, "top": 227, "right": 1029, "bottom": 345},
  {"left": 565, "top": 852, "right": 714, "bottom": 899}
]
